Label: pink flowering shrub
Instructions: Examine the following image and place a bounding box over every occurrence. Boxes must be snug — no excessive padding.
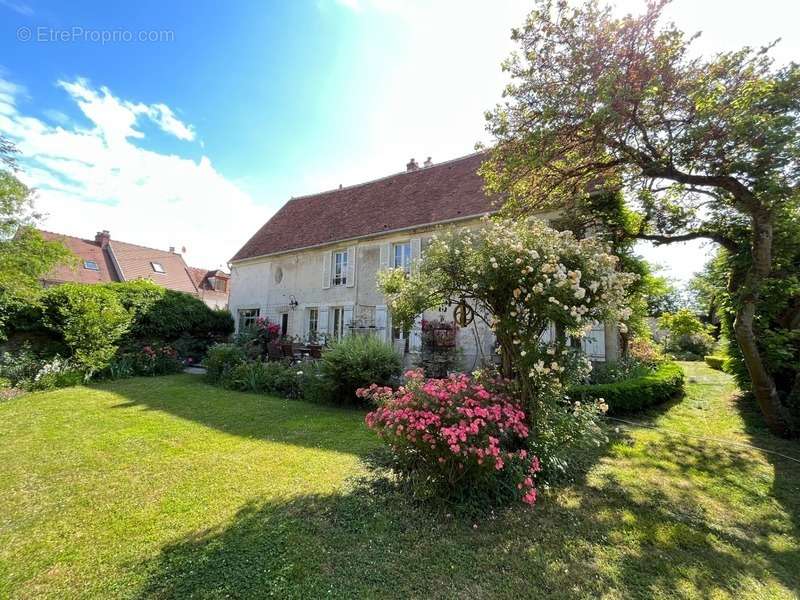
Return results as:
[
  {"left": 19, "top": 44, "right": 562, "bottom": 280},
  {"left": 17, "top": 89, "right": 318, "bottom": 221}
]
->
[{"left": 361, "top": 369, "right": 541, "bottom": 508}]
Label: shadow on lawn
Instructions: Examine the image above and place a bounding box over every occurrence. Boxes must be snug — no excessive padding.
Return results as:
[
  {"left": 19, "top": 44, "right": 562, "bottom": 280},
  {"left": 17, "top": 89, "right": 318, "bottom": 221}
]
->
[
  {"left": 136, "top": 437, "right": 800, "bottom": 599},
  {"left": 735, "top": 391, "right": 800, "bottom": 533},
  {"left": 96, "top": 374, "right": 375, "bottom": 457}
]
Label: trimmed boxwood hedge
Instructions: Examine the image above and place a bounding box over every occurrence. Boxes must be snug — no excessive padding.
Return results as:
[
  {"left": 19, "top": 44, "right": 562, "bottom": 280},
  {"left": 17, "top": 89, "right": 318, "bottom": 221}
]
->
[
  {"left": 569, "top": 362, "right": 684, "bottom": 414},
  {"left": 704, "top": 355, "right": 727, "bottom": 371}
]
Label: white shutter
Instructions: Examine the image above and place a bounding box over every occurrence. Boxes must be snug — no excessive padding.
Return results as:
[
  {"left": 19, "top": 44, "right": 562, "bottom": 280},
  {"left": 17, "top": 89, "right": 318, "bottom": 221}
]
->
[
  {"left": 322, "top": 251, "right": 331, "bottom": 289},
  {"left": 318, "top": 306, "right": 330, "bottom": 334},
  {"left": 410, "top": 314, "right": 423, "bottom": 352},
  {"left": 343, "top": 306, "right": 354, "bottom": 335},
  {"left": 375, "top": 305, "right": 388, "bottom": 341},
  {"left": 582, "top": 322, "right": 606, "bottom": 360},
  {"left": 380, "top": 242, "right": 391, "bottom": 269},
  {"left": 346, "top": 246, "right": 356, "bottom": 288},
  {"left": 410, "top": 238, "right": 422, "bottom": 273}
]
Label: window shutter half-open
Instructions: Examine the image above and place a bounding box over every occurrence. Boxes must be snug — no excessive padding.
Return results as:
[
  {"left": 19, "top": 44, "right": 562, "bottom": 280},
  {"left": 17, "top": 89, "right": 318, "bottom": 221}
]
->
[
  {"left": 410, "top": 238, "right": 422, "bottom": 273},
  {"left": 322, "top": 251, "right": 331, "bottom": 289},
  {"left": 343, "top": 306, "right": 354, "bottom": 333},
  {"left": 318, "top": 306, "right": 330, "bottom": 333},
  {"left": 380, "top": 242, "right": 390, "bottom": 270},
  {"left": 346, "top": 246, "right": 356, "bottom": 287},
  {"left": 375, "top": 304, "right": 387, "bottom": 340},
  {"left": 581, "top": 322, "right": 606, "bottom": 361}
]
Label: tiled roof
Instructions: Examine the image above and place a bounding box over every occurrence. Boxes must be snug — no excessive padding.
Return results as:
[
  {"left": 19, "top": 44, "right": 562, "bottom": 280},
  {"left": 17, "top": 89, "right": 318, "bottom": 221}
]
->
[
  {"left": 231, "top": 152, "right": 495, "bottom": 262},
  {"left": 37, "top": 229, "right": 199, "bottom": 295},
  {"left": 108, "top": 239, "right": 198, "bottom": 295},
  {"left": 38, "top": 230, "right": 119, "bottom": 284}
]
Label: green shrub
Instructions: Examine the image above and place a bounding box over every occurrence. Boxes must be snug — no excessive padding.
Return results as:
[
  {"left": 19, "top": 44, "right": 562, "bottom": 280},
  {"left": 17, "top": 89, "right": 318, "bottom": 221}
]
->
[
  {"left": 105, "top": 344, "right": 184, "bottom": 378},
  {"left": 105, "top": 281, "right": 233, "bottom": 357},
  {"left": 226, "top": 360, "right": 303, "bottom": 398},
  {"left": 205, "top": 343, "right": 246, "bottom": 384},
  {"left": 589, "top": 357, "right": 654, "bottom": 385},
  {"left": 570, "top": 362, "right": 684, "bottom": 414},
  {"left": 0, "top": 345, "right": 83, "bottom": 391},
  {"left": 318, "top": 335, "right": 402, "bottom": 405},
  {"left": 40, "top": 283, "right": 132, "bottom": 375},
  {"left": 704, "top": 355, "right": 728, "bottom": 371},
  {"left": 27, "top": 356, "right": 83, "bottom": 391}
]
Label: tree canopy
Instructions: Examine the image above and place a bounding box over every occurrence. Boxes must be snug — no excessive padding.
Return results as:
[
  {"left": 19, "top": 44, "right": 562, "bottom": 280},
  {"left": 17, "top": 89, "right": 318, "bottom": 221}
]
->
[{"left": 482, "top": 0, "right": 800, "bottom": 436}]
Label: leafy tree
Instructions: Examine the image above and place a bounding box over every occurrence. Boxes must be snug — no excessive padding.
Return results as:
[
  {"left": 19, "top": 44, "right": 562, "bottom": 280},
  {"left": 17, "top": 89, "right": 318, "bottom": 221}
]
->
[
  {"left": 40, "top": 283, "right": 133, "bottom": 375},
  {"left": 0, "top": 136, "right": 74, "bottom": 339},
  {"left": 482, "top": 0, "right": 800, "bottom": 435}
]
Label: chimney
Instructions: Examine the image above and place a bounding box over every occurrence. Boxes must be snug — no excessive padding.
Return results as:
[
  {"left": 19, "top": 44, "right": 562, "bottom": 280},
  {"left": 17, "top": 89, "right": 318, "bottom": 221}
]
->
[
  {"left": 406, "top": 158, "right": 419, "bottom": 172},
  {"left": 169, "top": 246, "right": 175, "bottom": 253},
  {"left": 423, "top": 156, "right": 433, "bottom": 168},
  {"left": 95, "top": 230, "right": 110, "bottom": 248}
]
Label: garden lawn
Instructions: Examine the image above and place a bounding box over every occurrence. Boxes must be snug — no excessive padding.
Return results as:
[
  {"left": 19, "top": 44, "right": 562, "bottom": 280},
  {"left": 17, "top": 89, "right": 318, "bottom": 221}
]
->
[{"left": 1, "top": 364, "right": 799, "bottom": 599}]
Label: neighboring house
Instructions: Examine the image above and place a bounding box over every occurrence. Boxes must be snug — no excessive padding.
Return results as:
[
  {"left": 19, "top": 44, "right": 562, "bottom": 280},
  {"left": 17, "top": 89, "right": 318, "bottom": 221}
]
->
[
  {"left": 229, "top": 153, "right": 617, "bottom": 369},
  {"left": 187, "top": 267, "right": 230, "bottom": 310},
  {"left": 37, "top": 229, "right": 229, "bottom": 309}
]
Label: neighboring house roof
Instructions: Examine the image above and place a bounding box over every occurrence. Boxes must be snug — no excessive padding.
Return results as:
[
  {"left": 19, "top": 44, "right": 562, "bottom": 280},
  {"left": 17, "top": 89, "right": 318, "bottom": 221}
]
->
[
  {"left": 109, "top": 239, "right": 198, "bottom": 294},
  {"left": 38, "top": 230, "right": 120, "bottom": 284},
  {"left": 37, "top": 229, "right": 203, "bottom": 295},
  {"left": 231, "top": 152, "right": 495, "bottom": 262}
]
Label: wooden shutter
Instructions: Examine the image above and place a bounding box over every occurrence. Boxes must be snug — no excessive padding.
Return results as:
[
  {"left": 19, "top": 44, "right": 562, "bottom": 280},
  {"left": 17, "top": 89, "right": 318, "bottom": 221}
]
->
[
  {"left": 375, "top": 304, "right": 388, "bottom": 340},
  {"left": 410, "top": 238, "right": 421, "bottom": 273},
  {"left": 581, "top": 322, "right": 606, "bottom": 360},
  {"left": 409, "top": 314, "right": 423, "bottom": 352},
  {"left": 343, "top": 306, "right": 354, "bottom": 335},
  {"left": 318, "top": 306, "right": 330, "bottom": 334},
  {"left": 380, "top": 242, "right": 390, "bottom": 270},
  {"left": 322, "top": 251, "right": 331, "bottom": 289},
  {"left": 346, "top": 246, "right": 356, "bottom": 288}
]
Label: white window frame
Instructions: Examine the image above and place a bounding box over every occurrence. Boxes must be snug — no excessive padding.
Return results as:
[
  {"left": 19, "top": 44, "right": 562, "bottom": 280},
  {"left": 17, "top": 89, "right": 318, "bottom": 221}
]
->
[
  {"left": 83, "top": 259, "right": 99, "bottom": 271},
  {"left": 151, "top": 262, "right": 166, "bottom": 274},
  {"left": 393, "top": 242, "right": 412, "bottom": 272},
  {"left": 332, "top": 251, "right": 348, "bottom": 286},
  {"left": 308, "top": 308, "right": 319, "bottom": 335},
  {"left": 237, "top": 308, "right": 260, "bottom": 331}
]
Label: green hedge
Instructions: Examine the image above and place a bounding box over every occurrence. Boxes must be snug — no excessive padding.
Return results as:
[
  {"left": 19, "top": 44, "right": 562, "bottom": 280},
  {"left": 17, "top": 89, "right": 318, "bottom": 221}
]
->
[
  {"left": 569, "top": 362, "right": 684, "bottom": 414},
  {"left": 704, "top": 355, "right": 727, "bottom": 371}
]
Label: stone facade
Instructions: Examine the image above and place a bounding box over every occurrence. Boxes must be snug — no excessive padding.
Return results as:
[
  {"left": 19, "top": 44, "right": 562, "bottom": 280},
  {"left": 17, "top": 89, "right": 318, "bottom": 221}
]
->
[{"left": 229, "top": 216, "right": 617, "bottom": 370}]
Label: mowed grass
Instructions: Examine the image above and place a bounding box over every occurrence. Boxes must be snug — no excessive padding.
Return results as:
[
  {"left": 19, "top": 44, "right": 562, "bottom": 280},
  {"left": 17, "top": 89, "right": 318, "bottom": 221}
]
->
[{"left": 1, "top": 364, "right": 799, "bottom": 599}]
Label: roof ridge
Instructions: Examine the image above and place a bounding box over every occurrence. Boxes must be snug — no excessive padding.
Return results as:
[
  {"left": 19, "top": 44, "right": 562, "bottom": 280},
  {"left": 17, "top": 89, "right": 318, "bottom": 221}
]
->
[
  {"left": 35, "top": 228, "right": 96, "bottom": 244},
  {"left": 37, "top": 227, "right": 180, "bottom": 257},
  {"left": 286, "top": 150, "right": 487, "bottom": 203}
]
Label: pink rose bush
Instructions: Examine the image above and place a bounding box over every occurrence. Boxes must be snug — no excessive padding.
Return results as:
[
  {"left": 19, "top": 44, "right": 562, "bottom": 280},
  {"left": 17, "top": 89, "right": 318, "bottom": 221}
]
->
[{"left": 361, "top": 369, "right": 541, "bottom": 507}]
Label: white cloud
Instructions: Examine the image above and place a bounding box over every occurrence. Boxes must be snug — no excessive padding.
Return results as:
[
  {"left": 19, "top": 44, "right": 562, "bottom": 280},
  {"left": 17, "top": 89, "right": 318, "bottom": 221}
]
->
[{"left": 0, "top": 76, "right": 255, "bottom": 270}]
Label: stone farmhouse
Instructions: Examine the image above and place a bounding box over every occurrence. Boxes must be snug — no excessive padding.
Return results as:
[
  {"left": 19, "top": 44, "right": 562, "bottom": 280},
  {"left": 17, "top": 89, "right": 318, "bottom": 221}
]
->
[{"left": 229, "top": 153, "right": 618, "bottom": 369}]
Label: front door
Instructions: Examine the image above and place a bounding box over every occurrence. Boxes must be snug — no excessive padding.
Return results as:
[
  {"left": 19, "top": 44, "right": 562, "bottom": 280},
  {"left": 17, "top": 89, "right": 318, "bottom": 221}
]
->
[{"left": 280, "top": 313, "right": 289, "bottom": 337}]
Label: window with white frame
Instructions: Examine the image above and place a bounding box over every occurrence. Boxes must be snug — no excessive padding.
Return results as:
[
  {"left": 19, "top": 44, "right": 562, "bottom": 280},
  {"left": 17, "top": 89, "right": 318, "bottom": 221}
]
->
[
  {"left": 308, "top": 308, "right": 318, "bottom": 335},
  {"left": 83, "top": 259, "right": 99, "bottom": 271},
  {"left": 332, "top": 251, "right": 348, "bottom": 286},
  {"left": 151, "top": 262, "right": 166, "bottom": 274},
  {"left": 237, "top": 308, "right": 259, "bottom": 331},
  {"left": 393, "top": 242, "right": 412, "bottom": 272}
]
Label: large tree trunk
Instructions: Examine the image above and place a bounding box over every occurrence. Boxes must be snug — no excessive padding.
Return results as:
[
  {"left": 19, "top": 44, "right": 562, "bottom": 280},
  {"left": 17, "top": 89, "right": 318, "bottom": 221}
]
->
[{"left": 733, "top": 213, "right": 794, "bottom": 437}]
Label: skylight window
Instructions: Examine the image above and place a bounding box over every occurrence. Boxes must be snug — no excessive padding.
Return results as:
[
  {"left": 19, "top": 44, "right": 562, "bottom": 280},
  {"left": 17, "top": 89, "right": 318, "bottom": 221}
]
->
[
  {"left": 151, "top": 262, "right": 166, "bottom": 274},
  {"left": 83, "top": 260, "right": 99, "bottom": 271}
]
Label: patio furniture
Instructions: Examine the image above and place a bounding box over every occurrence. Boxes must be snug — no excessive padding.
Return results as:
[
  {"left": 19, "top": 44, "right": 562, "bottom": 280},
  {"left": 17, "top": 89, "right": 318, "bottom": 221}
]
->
[
  {"left": 267, "top": 343, "right": 285, "bottom": 362},
  {"left": 308, "top": 344, "right": 323, "bottom": 359}
]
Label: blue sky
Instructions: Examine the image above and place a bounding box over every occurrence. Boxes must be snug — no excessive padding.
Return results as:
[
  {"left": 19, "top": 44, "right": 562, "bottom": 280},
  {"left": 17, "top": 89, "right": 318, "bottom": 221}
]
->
[{"left": 0, "top": 0, "right": 797, "bottom": 279}]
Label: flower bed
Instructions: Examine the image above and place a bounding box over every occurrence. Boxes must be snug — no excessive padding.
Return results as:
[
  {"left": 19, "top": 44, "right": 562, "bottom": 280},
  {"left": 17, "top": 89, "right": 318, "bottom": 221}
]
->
[
  {"left": 362, "top": 369, "right": 541, "bottom": 508},
  {"left": 569, "top": 361, "right": 684, "bottom": 413}
]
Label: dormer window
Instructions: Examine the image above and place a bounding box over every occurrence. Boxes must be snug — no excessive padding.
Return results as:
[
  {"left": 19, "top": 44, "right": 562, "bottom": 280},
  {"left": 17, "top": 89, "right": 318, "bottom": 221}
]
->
[
  {"left": 83, "top": 260, "right": 99, "bottom": 271},
  {"left": 151, "top": 262, "right": 165, "bottom": 274}
]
